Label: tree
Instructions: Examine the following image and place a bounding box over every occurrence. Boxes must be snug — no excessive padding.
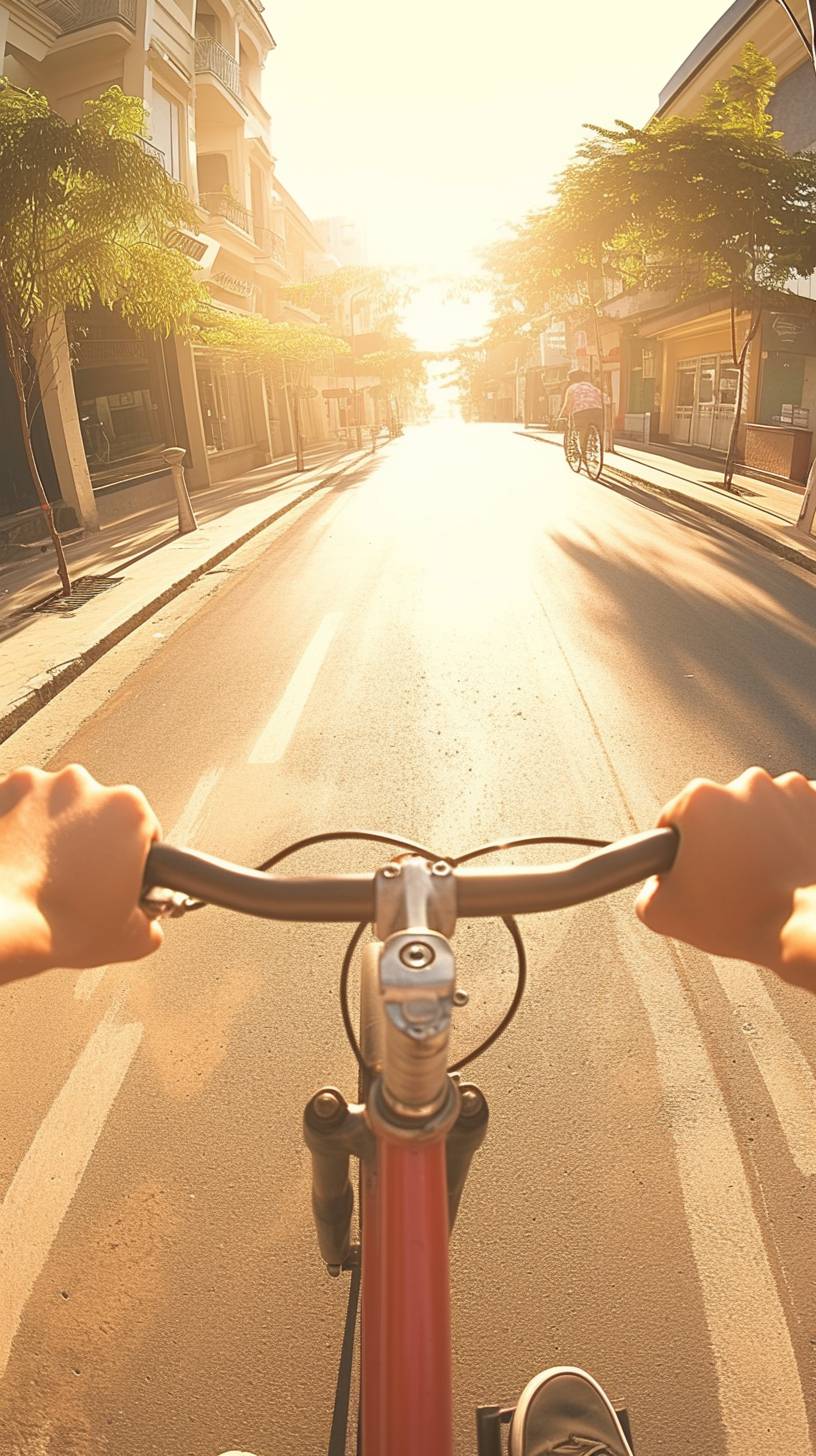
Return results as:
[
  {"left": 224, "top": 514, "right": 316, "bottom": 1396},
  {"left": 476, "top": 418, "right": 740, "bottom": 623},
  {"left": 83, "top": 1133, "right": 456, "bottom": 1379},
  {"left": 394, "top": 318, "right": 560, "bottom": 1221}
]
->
[
  {"left": 280, "top": 265, "right": 402, "bottom": 321},
  {"left": 488, "top": 44, "right": 816, "bottom": 487},
  {"left": 0, "top": 82, "right": 207, "bottom": 593}
]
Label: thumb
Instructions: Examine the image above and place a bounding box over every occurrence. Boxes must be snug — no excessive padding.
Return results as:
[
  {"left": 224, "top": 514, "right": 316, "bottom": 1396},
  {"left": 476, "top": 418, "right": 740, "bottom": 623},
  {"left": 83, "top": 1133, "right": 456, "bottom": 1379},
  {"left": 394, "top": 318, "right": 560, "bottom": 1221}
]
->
[{"left": 635, "top": 875, "right": 661, "bottom": 929}]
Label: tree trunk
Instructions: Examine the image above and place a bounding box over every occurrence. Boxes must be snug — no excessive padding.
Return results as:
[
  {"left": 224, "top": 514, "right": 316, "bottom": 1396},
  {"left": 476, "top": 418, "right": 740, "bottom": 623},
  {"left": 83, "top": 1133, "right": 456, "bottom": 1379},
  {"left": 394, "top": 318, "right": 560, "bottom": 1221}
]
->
[
  {"left": 722, "top": 354, "right": 747, "bottom": 492},
  {"left": 590, "top": 301, "right": 613, "bottom": 452},
  {"left": 3, "top": 324, "right": 71, "bottom": 595},
  {"left": 723, "top": 307, "right": 761, "bottom": 492}
]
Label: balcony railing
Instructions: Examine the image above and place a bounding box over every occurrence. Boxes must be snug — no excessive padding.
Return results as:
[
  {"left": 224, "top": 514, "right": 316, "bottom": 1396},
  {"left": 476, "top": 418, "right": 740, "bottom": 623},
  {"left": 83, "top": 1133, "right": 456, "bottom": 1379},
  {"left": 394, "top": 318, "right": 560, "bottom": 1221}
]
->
[
  {"left": 39, "top": 0, "right": 136, "bottom": 31},
  {"left": 137, "top": 136, "right": 165, "bottom": 166},
  {"left": 201, "top": 192, "right": 253, "bottom": 237},
  {"left": 194, "top": 37, "right": 243, "bottom": 103},
  {"left": 253, "top": 225, "right": 286, "bottom": 267}
]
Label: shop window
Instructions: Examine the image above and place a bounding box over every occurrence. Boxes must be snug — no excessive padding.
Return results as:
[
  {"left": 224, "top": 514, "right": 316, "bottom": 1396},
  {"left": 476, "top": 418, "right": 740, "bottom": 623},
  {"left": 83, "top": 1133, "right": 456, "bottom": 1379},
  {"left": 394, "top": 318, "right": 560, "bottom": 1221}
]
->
[
  {"left": 676, "top": 366, "right": 696, "bottom": 408},
  {"left": 697, "top": 356, "right": 716, "bottom": 404},
  {"left": 718, "top": 364, "right": 739, "bottom": 407},
  {"left": 151, "top": 89, "right": 182, "bottom": 181},
  {"left": 758, "top": 350, "right": 806, "bottom": 425},
  {"left": 196, "top": 357, "right": 253, "bottom": 453}
]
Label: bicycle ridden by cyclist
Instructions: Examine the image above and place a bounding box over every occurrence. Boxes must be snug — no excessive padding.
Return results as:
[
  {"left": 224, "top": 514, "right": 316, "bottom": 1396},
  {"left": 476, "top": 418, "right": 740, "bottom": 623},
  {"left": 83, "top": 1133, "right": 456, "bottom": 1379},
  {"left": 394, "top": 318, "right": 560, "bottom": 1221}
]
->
[
  {"left": 558, "top": 368, "right": 606, "bottom": 459},
  {"left": 2, "top": 762, "right": 814, "bottom": 1456}
]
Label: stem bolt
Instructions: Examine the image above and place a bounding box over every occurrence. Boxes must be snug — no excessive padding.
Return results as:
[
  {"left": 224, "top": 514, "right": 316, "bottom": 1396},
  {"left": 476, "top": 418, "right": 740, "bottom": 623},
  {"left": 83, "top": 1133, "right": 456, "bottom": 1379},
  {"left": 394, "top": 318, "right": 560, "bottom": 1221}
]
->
[
  {"left": 313, "top": 1090, "right": 343, "bottom": 1121},
  {"left": 400, "top": 940, "right": 435, "bottom": 969},
  {"left": 460, "top": 1087, "right": 485, "bottom": 1120}
]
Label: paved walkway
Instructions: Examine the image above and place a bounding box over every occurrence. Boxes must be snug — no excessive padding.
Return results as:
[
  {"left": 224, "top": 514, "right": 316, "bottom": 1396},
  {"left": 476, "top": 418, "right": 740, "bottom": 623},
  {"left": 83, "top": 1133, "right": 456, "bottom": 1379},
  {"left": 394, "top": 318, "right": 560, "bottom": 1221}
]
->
[
  {"left": 521, "top": 427, "right": 816, "bottom": 575},
  {"left": 0, "top": 436, "right": 382, "bottom": 742}
]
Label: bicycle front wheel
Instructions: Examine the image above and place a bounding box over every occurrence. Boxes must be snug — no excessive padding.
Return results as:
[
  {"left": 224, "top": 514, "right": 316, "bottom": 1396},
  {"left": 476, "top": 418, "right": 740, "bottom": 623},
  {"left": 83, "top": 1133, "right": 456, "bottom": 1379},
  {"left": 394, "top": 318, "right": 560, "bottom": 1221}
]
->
[{"left": 583, "top": 424, "right": 603, "bottom": 480}]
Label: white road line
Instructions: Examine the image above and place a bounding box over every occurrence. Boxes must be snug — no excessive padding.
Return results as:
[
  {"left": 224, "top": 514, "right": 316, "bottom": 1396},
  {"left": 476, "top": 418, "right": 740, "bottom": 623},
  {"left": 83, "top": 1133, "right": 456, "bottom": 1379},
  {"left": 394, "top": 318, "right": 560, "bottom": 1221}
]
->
[
  {"left": 710, "top": 957, "right": 816, "bottom": 1178},
  {"left": 166, "top": 766, "right": 221, "bottom": 847},
  {"left": 74, "top": 767, "right": 222, "bottom": 1001},
  {"left": 0, "top": 1003, "right": 143, "bottom": 1379},
  {"left": 617, "top": 915, "right": 811, "bottom": 1454},
  {"left": 4, "top": 766, "right": 226, "bottom": 1374},
  {"left": 248, "top": 612, "right": 341, "bottom": 765}
]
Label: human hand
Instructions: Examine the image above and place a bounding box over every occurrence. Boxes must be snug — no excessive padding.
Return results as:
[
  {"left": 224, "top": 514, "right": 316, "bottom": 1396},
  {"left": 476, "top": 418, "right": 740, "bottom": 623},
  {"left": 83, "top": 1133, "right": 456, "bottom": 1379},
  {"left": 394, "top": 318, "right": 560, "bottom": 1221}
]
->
[
  {"left": 0, "top": 764, "right": 163, "bottom": 985},
  {"left": 636, "top": 767, "right": 816, "bottom": 992}
]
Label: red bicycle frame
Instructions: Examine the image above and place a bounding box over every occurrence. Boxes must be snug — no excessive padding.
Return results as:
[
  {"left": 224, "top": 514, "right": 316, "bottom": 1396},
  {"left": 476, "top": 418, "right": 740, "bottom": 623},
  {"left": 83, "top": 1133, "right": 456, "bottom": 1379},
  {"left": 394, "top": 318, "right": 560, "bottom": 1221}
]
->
[{"left": 360, "top": 1135, "right": 452, "bottom": 1455}]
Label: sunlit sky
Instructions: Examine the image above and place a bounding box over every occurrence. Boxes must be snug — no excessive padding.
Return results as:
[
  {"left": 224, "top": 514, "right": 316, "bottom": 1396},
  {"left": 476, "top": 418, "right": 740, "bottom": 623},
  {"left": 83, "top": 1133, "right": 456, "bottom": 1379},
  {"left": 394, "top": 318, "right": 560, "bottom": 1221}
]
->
[{"left": 264, "top": 1, "right": 727, "bottom": 349}]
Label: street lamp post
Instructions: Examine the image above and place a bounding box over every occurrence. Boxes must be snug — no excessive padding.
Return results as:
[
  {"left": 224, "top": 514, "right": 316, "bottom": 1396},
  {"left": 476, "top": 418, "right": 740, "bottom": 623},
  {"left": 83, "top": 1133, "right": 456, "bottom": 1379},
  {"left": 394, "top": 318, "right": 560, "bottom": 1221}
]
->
[{"left": 349, "top": 288, "right": 367, "bottom": 451}]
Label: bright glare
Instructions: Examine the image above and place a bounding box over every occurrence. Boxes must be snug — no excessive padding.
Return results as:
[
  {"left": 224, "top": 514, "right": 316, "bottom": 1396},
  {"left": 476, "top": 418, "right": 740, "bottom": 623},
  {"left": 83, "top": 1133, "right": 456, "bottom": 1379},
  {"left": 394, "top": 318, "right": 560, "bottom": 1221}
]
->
[{"left": 267, "top": 0, "right": 723, "bottom": 351}]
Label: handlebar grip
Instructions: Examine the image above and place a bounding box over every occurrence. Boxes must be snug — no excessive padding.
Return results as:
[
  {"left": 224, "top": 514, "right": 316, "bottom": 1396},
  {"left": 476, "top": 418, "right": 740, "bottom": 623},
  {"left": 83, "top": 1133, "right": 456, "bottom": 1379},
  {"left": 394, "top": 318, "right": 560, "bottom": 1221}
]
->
[
  {"left": 454, "top": 827, "right": 679, "bottom": 917},
  {"left": 143, "top": 842, "right": 375, "bottom": 921}
]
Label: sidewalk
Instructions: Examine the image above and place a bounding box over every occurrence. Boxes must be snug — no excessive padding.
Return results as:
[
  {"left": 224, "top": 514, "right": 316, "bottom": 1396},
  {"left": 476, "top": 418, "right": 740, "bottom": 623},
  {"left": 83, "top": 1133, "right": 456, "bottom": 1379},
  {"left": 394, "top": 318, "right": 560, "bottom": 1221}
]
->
[
  {"left": 0, "top": 436, "right": 382, "bottom": 743},
  {"left": 521, "top": 427, "right": 816, "bottom": 576}
]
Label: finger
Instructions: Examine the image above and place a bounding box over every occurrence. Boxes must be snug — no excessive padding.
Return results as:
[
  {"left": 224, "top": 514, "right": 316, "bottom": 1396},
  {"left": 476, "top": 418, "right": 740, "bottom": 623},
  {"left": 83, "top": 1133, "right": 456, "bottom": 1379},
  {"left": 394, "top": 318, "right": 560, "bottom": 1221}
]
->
[
  {"left": 118, "top": 909, "right": 164, "bottom": 962},
  {"left": 635, "top": 876, "right": 661, "bottom": 928}
]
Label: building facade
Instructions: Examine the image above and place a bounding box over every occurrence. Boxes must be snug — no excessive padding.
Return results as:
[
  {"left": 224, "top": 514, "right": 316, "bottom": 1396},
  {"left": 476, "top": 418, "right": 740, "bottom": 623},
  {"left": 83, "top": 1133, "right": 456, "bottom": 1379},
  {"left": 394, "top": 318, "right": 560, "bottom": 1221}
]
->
[
  {"left": 609, "top": 0, "right": 816, "bottom": 480},
  {"left": 0, "top": 0, "right": 365, "bottom": 539}
]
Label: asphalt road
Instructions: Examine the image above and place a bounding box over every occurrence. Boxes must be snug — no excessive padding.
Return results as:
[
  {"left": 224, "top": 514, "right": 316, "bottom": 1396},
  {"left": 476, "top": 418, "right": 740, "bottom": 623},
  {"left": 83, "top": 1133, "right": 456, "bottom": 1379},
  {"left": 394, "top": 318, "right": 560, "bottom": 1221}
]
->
[{"left": 1, "top": 422, "right": 815, "bottom": 1456}]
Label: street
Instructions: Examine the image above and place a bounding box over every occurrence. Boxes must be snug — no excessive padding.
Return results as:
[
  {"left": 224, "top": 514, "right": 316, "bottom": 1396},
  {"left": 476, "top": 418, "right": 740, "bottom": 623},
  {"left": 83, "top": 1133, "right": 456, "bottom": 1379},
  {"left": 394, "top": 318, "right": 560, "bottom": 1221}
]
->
[{"left": 1, "top": 421, "right": 815, "bottom": 1455}]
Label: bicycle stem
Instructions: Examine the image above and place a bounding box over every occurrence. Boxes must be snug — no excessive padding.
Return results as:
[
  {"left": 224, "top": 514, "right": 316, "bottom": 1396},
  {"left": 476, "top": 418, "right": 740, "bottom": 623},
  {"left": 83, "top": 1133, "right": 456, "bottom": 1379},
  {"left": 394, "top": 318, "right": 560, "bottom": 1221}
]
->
[{"left": 374, "top": 855, "right": 458, "bottom": 1120}]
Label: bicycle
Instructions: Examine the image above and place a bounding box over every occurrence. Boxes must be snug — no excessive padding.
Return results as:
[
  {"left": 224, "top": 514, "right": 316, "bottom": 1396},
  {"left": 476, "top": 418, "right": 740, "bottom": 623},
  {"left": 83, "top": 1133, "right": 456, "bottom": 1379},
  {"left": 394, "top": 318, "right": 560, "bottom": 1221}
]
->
[
  {"left": 143, "top": 823, "right": 677, "bottom": 1455},
  {"left": 561, "top": 415, "right": 604, "bottom": 482}
]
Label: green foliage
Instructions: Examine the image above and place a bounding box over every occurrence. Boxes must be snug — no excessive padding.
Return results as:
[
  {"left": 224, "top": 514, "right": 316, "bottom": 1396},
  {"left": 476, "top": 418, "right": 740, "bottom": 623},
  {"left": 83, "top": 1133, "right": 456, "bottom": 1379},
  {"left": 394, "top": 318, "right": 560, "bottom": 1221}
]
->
[
  {"left": 281, "top": 264, "right": 413, "bottom": 343},
  {"left": 193, "top": 303, "right": 349, "bottom": 371},
  {"left": 0, "top": 81, "right": 206, "bottom": 355},
  {"left": 487, "top": 43, "right": 816, "bottom": 325},
  {"left": 356, "top": 333, "right": 426, "bottom": 386}
]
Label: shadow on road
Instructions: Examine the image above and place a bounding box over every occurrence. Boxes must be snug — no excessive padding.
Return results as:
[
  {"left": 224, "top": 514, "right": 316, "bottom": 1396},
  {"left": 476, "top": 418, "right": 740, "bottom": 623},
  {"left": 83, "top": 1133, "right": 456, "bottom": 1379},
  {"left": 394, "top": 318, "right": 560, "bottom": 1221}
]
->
[{"left": 548, "top": 507, "right": 816, "bottom": 767}]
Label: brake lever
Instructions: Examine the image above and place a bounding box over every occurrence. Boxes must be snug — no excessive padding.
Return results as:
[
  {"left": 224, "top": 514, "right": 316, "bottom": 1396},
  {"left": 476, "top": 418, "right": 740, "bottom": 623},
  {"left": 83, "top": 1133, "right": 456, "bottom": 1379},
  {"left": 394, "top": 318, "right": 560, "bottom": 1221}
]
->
[{"left": 140, "top": 886, "right": 197, "bottom": 920}]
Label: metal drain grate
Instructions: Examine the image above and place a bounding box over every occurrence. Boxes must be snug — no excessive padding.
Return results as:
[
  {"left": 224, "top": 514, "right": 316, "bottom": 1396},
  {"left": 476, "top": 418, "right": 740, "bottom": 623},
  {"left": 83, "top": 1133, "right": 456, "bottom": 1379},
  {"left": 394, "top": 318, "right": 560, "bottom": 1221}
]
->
[{"left": 32, "top": 575, "right": 124, "bottom": 614}]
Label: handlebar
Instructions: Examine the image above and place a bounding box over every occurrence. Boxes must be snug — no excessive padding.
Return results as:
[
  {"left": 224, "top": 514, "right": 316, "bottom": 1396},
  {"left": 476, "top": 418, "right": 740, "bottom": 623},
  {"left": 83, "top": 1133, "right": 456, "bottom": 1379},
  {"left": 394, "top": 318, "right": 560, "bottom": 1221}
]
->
[{"left": 143, "top": 827, "right": 678, "bottom": 923}]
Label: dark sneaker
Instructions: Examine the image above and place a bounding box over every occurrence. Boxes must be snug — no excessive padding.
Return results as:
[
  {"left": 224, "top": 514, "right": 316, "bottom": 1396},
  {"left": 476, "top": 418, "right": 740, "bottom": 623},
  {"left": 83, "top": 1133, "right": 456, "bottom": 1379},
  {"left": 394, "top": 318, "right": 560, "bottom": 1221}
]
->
[{"left": 509, "top": 1366, "right": 634, "bottom": 1456}]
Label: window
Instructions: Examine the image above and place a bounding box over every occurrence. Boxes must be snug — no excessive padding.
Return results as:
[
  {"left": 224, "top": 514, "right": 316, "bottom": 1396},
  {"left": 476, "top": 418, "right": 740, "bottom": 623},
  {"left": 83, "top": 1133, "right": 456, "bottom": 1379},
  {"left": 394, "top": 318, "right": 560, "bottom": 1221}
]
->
[
  {"left": 151, "top": 89, "right": 182, "bottom": 181},
  {"left": 676, "top": 366, "right": 696, "bottom": 408}
]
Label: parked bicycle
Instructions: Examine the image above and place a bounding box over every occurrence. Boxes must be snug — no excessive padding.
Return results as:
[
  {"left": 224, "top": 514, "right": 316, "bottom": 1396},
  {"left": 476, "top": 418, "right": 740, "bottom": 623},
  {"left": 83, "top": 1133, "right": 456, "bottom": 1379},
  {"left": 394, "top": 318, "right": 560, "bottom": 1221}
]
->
[{"left": 143, "top": 821, "right": 677, "bottom": 1455}]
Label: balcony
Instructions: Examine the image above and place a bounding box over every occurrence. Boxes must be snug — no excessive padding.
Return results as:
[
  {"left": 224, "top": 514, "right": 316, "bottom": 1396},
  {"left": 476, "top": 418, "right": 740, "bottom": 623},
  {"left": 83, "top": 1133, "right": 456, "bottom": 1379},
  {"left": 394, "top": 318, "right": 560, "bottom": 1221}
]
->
[
  {"left": 253, "top": 224, "right": 287, "bottom": 269},
  {"left": 195, "top": 37, "right": 243, "bottom": 103},
  {"left": 201, "top": 192, "right": 253, "bottom": 238},
  {"left": 38, "top": 0, "right": 135, "bottom": 31}
]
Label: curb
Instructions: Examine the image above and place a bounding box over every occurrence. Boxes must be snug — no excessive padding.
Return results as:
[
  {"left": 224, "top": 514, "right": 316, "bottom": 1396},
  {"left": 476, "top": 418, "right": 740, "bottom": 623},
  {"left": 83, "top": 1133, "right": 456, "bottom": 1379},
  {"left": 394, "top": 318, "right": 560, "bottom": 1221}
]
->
[
  {"left": 519, "top": 430, "right": 816, "bottom": 578},
  {"left": 1, "top": 445, "right": 376, "bottom": 745}
]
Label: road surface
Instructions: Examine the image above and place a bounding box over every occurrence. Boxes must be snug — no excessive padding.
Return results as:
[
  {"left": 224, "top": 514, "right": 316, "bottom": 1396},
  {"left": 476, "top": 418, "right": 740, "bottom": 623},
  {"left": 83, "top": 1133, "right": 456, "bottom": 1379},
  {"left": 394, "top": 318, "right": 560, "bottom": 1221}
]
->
[{"left": 1, "top": 422, "right": 814, "bottom": 1455}]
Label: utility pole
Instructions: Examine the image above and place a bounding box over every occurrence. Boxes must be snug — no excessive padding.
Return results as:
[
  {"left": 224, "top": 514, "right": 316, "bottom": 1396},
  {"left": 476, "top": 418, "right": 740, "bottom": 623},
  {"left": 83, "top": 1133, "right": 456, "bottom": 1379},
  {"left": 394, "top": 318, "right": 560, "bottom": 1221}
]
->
[{"left": 349, "top": 287, "right": 367, "bottom": 450}]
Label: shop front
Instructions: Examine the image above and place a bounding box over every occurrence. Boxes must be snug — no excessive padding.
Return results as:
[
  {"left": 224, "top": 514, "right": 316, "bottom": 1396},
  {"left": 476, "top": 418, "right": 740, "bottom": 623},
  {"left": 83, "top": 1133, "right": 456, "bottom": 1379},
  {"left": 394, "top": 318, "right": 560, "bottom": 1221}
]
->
[
  {"left": 757, "top": 311, "right": 816, "bottom": 428},
  {"left": 646, "top": 310, "right": 758, "bottom": 454},
  {"left": 751, "top": 311, "right": 816, "bottom": 476},
  {"left": 194, "top": 349, "right": 271, "bottom": 481},
  {"left": 70, "top": 310, "right": 177, "bottom": 488},
  {"left": 670, "top": 352, "right": 740, "bottom": 451}
]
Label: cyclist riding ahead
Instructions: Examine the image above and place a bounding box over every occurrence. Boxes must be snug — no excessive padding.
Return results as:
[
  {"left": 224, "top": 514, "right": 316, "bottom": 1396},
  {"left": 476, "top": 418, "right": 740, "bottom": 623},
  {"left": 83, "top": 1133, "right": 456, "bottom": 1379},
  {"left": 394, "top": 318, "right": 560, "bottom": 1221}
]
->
[
  {"left": 2, "top": 763, "right": 815, "bottom": 1455},
  {"left": 558, "top": 368, "right": 606, "bottom": 460}
]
